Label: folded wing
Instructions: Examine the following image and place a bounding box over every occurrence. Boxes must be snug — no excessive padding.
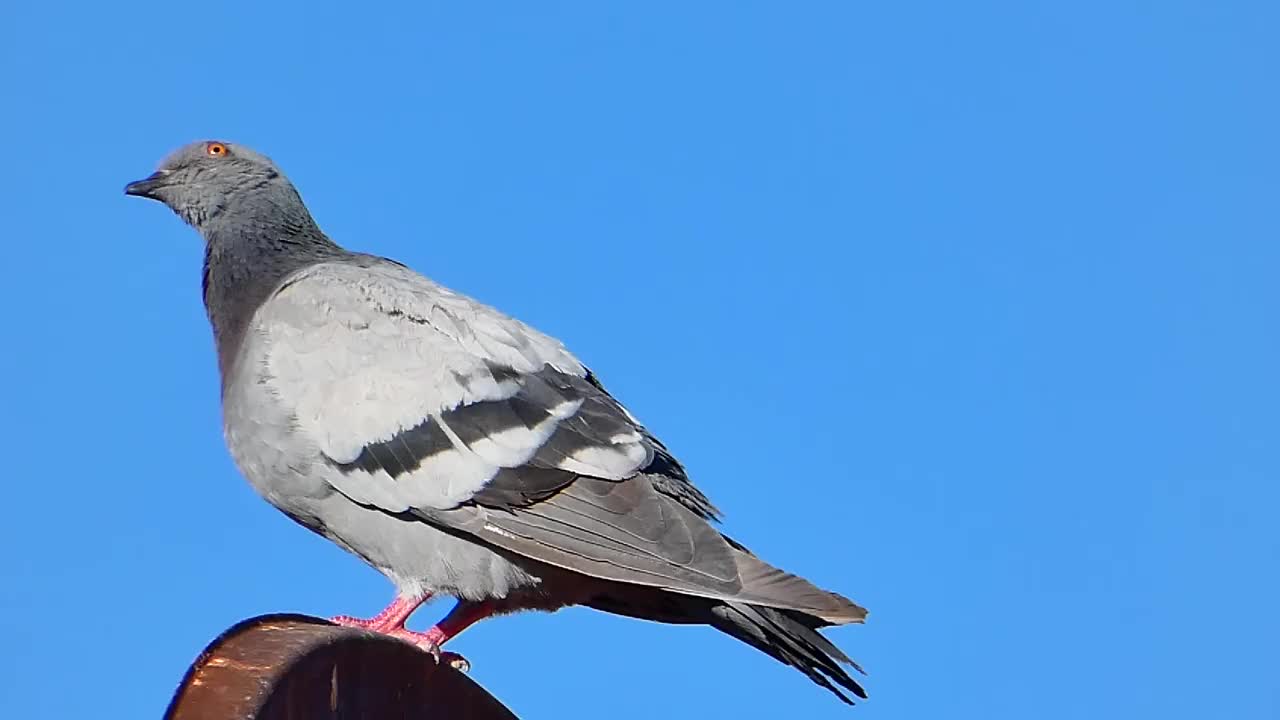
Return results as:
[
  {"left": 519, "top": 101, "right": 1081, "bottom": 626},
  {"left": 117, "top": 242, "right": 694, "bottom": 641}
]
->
[{"left": 255, "top": 256, "right": 858, "bottom": 619}]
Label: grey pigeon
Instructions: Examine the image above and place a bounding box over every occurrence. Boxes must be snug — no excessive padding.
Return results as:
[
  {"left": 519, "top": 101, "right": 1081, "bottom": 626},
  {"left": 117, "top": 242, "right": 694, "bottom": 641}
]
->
[{"left": 126, "top": 141, "right": 869, "bottom": 703}]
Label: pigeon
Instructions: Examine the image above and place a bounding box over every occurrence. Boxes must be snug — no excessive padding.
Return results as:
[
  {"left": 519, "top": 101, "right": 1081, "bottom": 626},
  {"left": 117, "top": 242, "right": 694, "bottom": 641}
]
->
[{"left": 126, "top": 140, "right": 869, "bottom": 703}]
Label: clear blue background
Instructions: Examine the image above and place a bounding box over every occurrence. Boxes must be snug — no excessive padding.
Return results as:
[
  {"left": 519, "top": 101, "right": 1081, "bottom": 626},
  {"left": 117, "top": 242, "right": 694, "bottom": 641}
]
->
[{"left": 1, "top": 2, "right": 1275, "bottom": 718}]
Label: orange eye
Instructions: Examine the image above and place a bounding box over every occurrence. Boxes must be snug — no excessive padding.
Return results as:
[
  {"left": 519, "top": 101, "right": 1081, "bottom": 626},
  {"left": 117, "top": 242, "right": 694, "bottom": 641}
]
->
[{"left": 206, "top": 142, "right": 228, "bottom": 157}]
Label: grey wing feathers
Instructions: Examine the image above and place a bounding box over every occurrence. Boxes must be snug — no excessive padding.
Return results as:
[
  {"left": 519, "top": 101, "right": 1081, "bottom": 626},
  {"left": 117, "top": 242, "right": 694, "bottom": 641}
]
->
[
  {"left": 425, "top": 478, "right": 868, "bottom": 624},
  {"left": 423, "top": 474, "right": 743, "bottom": 594},
  {"left": 255, "top": 255, "right": 862, "bottom": 624},
  {"left": 258, "top": 257, "right": 650, "bottom": 511}
]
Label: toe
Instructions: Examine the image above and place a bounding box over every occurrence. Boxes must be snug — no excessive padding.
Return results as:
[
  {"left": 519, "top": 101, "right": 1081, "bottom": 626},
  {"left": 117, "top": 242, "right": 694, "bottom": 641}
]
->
[{"left": 330, "top": 615, "right": 374, "bottom": 629}]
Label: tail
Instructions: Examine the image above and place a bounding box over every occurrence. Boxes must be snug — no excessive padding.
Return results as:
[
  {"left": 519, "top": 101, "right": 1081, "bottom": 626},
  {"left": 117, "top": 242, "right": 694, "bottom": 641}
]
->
[
  {"left": 713, "top": 536, "right": 868, "bottom": 702},
  {"left": 586, "top": 538, "right": 868, "bottom": 704},
  {"left": 706, "top": 601, "right": 866, "bottom": 704}
]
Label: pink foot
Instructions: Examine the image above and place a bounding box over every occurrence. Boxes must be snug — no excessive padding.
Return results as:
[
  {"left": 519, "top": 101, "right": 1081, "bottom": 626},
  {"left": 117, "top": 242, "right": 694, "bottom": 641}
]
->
[
  {"left": 329, "top": 595, "right": 481, "bottom": 672},
  {"left": 330, "top": 594, "right": 426, "bottom": 633}
]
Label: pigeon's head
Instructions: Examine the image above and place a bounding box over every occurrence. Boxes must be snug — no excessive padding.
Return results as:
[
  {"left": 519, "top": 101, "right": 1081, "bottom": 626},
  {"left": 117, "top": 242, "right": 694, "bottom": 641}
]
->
[{"left": 125, "top": 140, "right": 306, "bottom": 232}]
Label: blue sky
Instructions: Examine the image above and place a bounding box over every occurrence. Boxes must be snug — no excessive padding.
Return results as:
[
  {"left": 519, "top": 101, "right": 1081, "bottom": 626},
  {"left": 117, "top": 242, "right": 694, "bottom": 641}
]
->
[{"left": 1, "top": 2, "right": 1276, "bottom": 718}]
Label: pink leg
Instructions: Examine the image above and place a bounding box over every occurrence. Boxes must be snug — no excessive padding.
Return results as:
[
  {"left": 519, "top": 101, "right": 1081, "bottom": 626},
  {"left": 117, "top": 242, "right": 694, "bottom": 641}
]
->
[{"left": 419, "top": 600, "right": 499, "bottom": 648}]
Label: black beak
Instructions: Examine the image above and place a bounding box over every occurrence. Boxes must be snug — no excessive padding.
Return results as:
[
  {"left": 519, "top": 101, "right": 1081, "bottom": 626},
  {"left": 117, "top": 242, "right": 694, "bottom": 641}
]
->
[{"left": 124, "top": 170, "right": 170, "bottom": 199}]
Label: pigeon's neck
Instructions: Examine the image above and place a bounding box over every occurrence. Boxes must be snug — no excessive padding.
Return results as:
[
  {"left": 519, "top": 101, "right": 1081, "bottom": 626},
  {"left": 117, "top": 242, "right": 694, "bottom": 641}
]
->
[{"left": 201, "top": 216, "right": 345, "bottom": 383}]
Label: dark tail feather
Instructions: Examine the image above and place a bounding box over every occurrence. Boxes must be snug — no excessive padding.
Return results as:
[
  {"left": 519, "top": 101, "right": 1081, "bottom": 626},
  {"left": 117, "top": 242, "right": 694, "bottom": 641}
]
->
[{"left": 707, "top": 602, "right": 867, "bottom": 704}]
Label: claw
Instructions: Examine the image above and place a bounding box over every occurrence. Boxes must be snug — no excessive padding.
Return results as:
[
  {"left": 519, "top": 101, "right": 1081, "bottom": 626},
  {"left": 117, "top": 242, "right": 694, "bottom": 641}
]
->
[
  {"left": 421, "top": 637, "right": 442, "bottom": 661},
  {"left": 442, "top": 652, "right": 470, "bottom": 673},
  {"left": 386, "top": 630, "right": 471, "bottom": 672}
]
